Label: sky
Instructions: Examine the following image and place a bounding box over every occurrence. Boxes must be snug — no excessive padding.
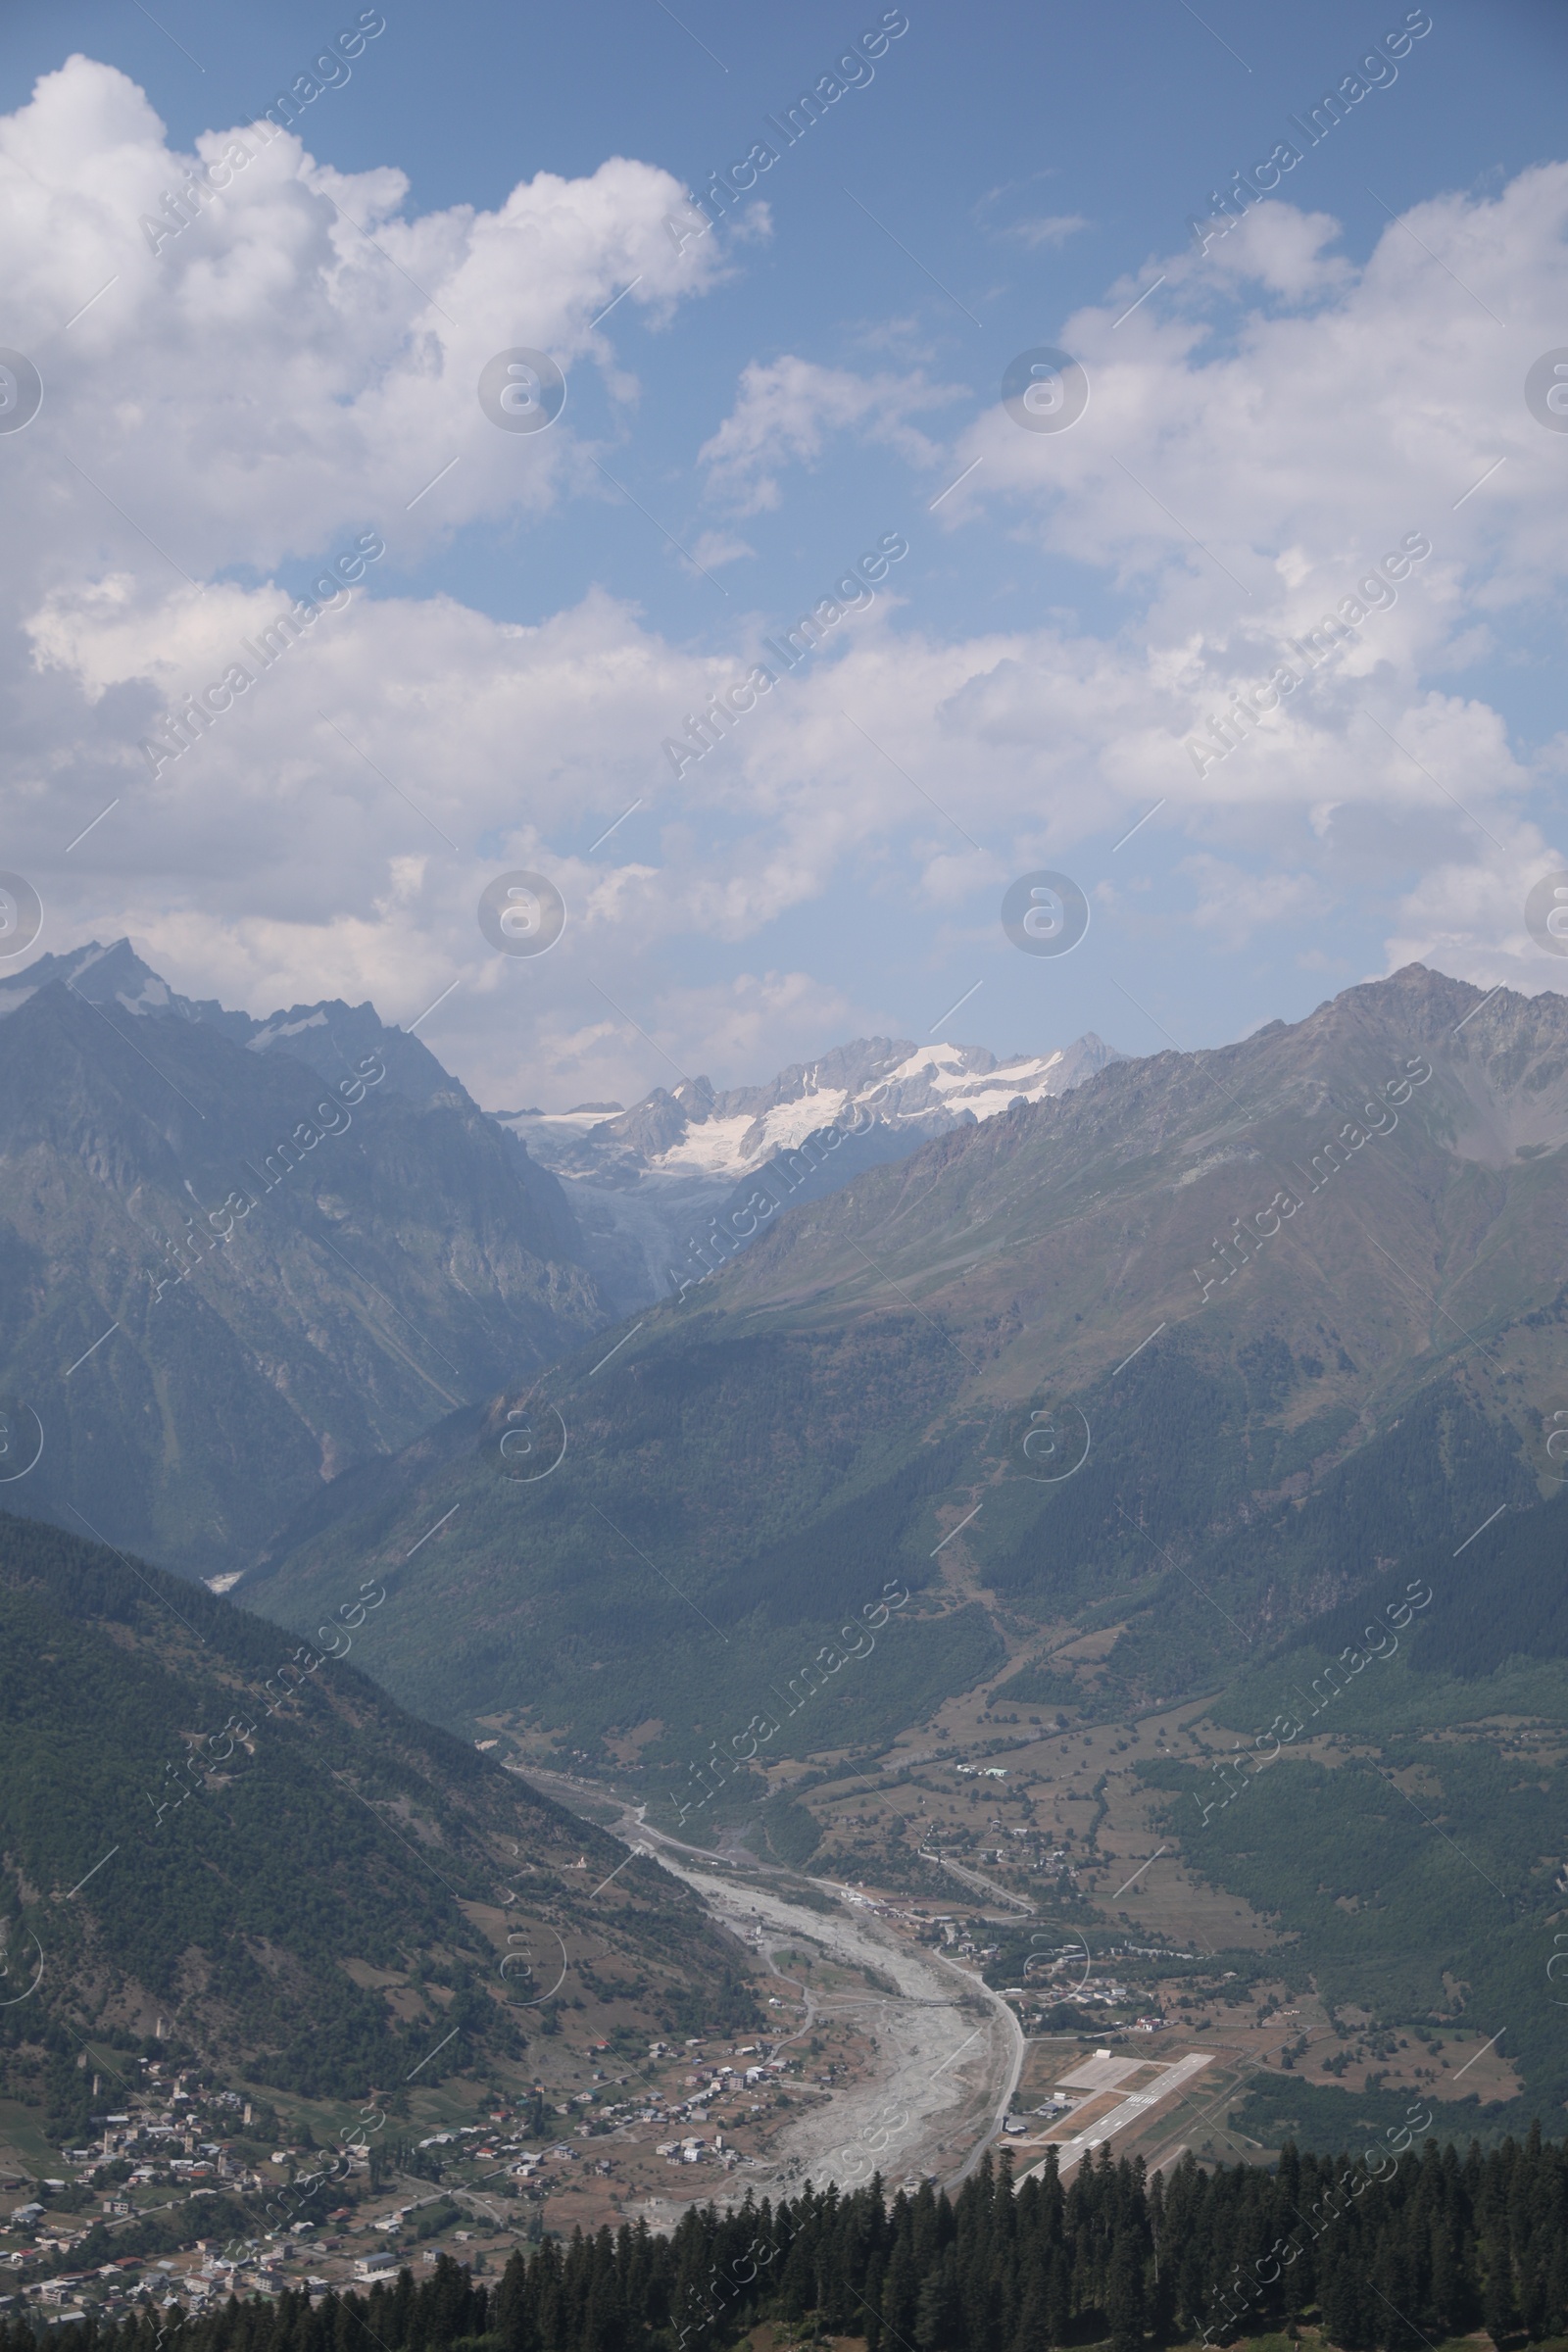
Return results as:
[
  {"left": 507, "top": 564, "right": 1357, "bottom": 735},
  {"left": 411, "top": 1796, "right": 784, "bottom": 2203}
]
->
[{"left": 2, "top": 0, "right": 1567, "bottom": 1109}]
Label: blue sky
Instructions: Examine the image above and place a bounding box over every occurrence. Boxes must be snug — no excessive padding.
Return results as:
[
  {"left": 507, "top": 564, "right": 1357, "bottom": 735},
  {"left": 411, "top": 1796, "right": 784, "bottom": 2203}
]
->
[{"left": 2, "top": 0, "right": 1567, "bottom": 1102}]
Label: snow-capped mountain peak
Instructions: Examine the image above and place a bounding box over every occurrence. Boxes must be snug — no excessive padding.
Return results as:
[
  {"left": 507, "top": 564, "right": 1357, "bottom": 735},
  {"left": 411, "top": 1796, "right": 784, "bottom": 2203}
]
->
[
  {"left": 503, "top": 1032, "right": 1120, "bottom": 1188},
  {"left": 498, "top": 1032, "right": 1123, "bottom": 1309}
]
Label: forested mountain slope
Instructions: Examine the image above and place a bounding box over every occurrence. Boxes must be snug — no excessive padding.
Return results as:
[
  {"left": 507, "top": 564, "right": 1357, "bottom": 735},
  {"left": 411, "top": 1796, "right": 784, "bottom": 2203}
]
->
[{"left": 0, "top": 1511, "right": 751, "bottom": 2140}]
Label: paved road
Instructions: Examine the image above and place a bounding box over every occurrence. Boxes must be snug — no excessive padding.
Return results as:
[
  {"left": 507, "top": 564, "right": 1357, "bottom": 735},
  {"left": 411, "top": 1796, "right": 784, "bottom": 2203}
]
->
[{"left": 917, "top": 1847, "right": 1035, "bottom": 1913}]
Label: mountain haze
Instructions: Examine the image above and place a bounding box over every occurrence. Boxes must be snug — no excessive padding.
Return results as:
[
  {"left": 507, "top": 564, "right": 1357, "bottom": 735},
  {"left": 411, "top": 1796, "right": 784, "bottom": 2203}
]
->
[
  {"left": 503, "top": 1032, "right": 1123, "bottom": 1311},
  {"left": 0, "top": 943, "right": 607, "bottom": 1577},
  {"left": 244, "top": 964, "right": 1568, "bottom": 1782},
  {"left": 0, "top": 941, "right": 1127, "bottom": 1572}
]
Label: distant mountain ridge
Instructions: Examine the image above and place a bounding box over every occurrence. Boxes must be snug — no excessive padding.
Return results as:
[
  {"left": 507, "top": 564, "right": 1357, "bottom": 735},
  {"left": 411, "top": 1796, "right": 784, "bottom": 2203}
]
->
[
  {"left": 0, "top": 940, "right": 607, "bottom": 1577},
  {"left": 508, "top": 1032, "right": 1120, "bottom": 1177},
  {"left": 0, "top": 940, "right": 1128, "bottom": 1567},
  {"left": 1, "top": 938, "right": 512, "bottom": 1118},
  {"left": 502, "top": 1031, "right": 1123, "bottom": 1307}
]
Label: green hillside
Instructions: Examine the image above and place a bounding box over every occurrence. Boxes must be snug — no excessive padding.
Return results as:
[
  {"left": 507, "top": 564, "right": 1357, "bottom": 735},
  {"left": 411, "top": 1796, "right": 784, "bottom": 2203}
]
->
[
  {"left": 1138, "top": 1494, "right": 1568, "bottom": 2142},
  {"left": 245, "top": 971, "right": 1564, "bottom": 1818},
  {"left": 0, "top": 1510, "right": 753, "bottom": 2144}
]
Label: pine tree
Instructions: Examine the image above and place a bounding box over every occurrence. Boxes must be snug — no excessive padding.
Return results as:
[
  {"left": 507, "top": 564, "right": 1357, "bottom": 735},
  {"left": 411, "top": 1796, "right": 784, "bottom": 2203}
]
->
[
  {"left": 883, "top": 2233, "right": 919, "bottom": 2345},
  {"left": 1046, "top": 2243, "right": 1073, "bottom": 2345},
  {"left": 914, "top": 2248, "right": 962, "bottom": 2352},
  {"left": 1107, "top": 2227, "right": 1147, "bottom": 2352},
  {"left": 1482, "top": 2234, "right": 1517, "bottom": 2350}
]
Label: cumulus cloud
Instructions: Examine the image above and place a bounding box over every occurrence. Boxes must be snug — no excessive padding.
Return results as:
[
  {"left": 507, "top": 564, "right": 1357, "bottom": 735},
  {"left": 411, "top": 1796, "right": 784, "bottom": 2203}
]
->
[
  {"left": 0, "top": 53, "right": 727, "bottom": 578},
  {"left": 951, "top": 166, "right": 1568, "bottom": 632},
  {"left": 1187, "top": 200, "right": 1354, "bottom": 300},
  {"left": 7, "top": 53, "right": 1568, "bottom": 1103}
]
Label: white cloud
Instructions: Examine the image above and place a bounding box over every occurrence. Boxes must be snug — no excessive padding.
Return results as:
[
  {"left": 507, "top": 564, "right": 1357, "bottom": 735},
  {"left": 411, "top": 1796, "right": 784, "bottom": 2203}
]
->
[
  {"left": 698, "top": 355, "right": 965, "bottom": 512},
  {"left": 687, "top": 530, "right": 757, "bottom": 570},
  {"left": 1180, "top": 855, "right": 1331, "bottom": 947},
  {"left": 1004, "top": 213, "right": 1090, "bottom": 251},
  {"left": 1175, "top": 200, "right": 1353, "bottom": 300},
  {"left": 7, "top": 56, "right": 1568, "bottom": 1103},
  {"left": 1381, "top": 822, "right": 1568, "bottom": 991},
  {"left": 953, "top": 164, "right": 1568, "bottom": 645},
  {"left": 20, "top": 545, "right": 1562, "bottom": 1102},
  {"left": 0, "top": 54, "right": 728, "bottom": 578},
  {"left": 971, "top": 174, "right": 1088, "bottom": 253},
  {"left": 594, "top": 968, "right": 860, "bottom": 1085},
  {"left": 21, "top": 553, "right": 1561, "bottom": 1104}
]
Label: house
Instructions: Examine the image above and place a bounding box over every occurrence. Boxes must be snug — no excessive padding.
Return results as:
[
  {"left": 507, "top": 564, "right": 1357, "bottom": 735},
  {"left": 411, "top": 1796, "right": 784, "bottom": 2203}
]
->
[{"left": 353, "top": 2253, "right": 400, "bottom": 2283}]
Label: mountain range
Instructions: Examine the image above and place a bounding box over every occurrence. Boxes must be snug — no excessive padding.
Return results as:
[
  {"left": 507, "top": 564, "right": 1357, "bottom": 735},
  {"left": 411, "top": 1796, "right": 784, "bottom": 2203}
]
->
[
  {"left": 225, "top": 958, "right": 1568, "bottom": 2146},
  {"left": 5, "top": 951, "right": 1568, "bottom": 2157},
  {"left": 0, "top": 939, "right": 1113, "bottom": 1577},
  {"left": 500, "top": 1033, "right": 1122, "bottom": 1309},
  {"left": 241, "top": 961, "right": 1568, "bottom": 1770}
]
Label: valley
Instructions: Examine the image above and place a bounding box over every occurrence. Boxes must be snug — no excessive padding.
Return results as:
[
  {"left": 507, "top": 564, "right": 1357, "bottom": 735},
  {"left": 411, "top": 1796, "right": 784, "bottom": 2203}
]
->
[
  {"left": 6, "top": 22, "right": 1567, "bottom": 2346},
  {"left": 471, "top": 1599, "right": 1543, "bottom": 2217},
  {"left": 3, "top": 958, "right": 1568, "bottom": 2332},
  {"left": 614, "top": 1856, "right": 1021, "bottom": 2215},
  {"left": 205, "top": 966, "right": 1568, "bottom": 2177}
]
